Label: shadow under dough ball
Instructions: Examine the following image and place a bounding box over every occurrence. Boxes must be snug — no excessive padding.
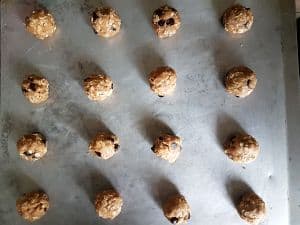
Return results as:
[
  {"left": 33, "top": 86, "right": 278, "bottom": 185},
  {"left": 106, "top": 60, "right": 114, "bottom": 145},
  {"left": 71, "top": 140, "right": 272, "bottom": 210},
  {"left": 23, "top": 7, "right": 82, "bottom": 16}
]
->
[
  {"left": 163, "top": 194, "right": 191, "bottom": 224},
  {"left": 17, "top": 132, "right": 47, "bottom": 161},
  {"left": 25, "top": 9, "right": 56, "bottom": 40},
  {"left": 16, "top": 191, "right": 50, "bottom": 222},
  {"left": 225, "top": 66, "right": 257, "bottom": 98},
  {"left": 238, "top": 192, "right": 266, "bottom": 225},
  {"left": 91, "top": 7, "right": 121, "bottom": 38},
  {"left": 89, "top": 132, "right": 120, "bottom": 160},
  {"left": 148, "top": 66, "right": 177, "bottom": 97},
  {"left": 152, "top": 5, "right": 181, "bottom": 38},
  {"left": 94, "top": 189, "right": 123, "bottom": 220},
  {"left": 222, "top": 4, "right": 254, "bottom": 34},
  {"left": 22, "top": 74, "right": 49, "bottom": 104}
]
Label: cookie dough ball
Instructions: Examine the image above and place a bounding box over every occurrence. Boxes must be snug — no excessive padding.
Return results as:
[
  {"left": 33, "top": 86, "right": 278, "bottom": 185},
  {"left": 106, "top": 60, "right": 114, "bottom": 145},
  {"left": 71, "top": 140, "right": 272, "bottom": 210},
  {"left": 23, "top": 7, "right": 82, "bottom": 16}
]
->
[
  {"left": 222, "top": 4, "right": 254, "bottom": 34},
  {"left": 22, "top": 75, "right": 49, "bottom": 104},
  {"left": 17, "top": 132, "right": 47, "bottom": 161},
  {"left": 149, "top": 66, "right": 177, "bottom": 97},
  {"left": 89, "top": 132, "right": 119, "bottom": 160},
  {"left": 94, "top": 189, "right": 123, "bottom": 220},
  {"left": 238, "top": 192, "right": 266, "bottom": 225},
  {"left": 91, "top": 7, "right": 121, "bottom": 38},
  {"left": 152, "top": 5, "right": 181, "bottom": 38},
  {"left": 16, "top": 191, "right": 50, "bottom": 222},
  {"left": 151, "top": 134, "right": 182, "bottom": 163},
  {"left": 224, "top": 134, "right": 259, "bottom": 163},
  {"left": 163, "top": 194, "right": 191, "bottom": 224},
  {"left": 225, "top": 66, "right": 257, "bottom": 98},
  {"left": 25, "top": 9, "right": 56, "bottom": 40},
  {"left": 83, "top": 74, "right": 114, "bottom": 101}
]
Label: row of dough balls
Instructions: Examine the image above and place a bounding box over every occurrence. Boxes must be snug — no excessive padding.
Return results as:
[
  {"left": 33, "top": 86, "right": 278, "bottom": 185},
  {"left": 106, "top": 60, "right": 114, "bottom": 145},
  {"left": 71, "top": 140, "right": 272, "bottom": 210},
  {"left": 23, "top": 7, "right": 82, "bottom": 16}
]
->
[
  {"left": 21, "top": 65, "right": 258, "bottom": 104},
  {"left": 17, "top": 188, "right": 266, "bottom": 224},
  {"left": 25, "top": 4, "right": 254, "bottom": 40}
]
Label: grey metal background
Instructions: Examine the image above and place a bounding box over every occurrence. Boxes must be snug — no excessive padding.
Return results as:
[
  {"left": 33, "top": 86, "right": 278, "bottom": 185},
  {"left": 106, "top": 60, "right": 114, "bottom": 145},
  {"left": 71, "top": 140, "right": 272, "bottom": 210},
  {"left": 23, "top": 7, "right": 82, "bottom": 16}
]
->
[{"left": 0, "top": 0, "right": 299, "bottom": 225}]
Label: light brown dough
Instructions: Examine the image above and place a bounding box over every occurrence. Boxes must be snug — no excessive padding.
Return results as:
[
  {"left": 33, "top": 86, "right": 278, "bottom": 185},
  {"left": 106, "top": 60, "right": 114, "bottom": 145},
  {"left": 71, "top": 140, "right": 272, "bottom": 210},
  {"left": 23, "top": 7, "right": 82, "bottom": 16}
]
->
[
  {"left": 91, "top": 7, "right": 121, "bottom": 38},
  {"left": 224, "top": 134, "right": 260, "bottom": 163},
  {"left": 152, "top": 5, "right": 181, "bottom": 38},
  {"left": 16, "top": 191, "right": 50, "bottom": 222},
  {"left": 25, "top": 9, "right": 56, "bottom": 39},
  {"left": 163, "top": 194, "right": 191, "bottom": 224},
  {"left": 148, "top": 66, "right": 177, "bottom": 97},
  {"left": 83, "top": 74, "right": 113, "bottom": 101},
  {"left": 225, "top": 66, "right": 257, "bottom": 98},
  {"left": 222, "top": 4, "right": 254, "bottom": 34},
  {"left": 22, "top": 75, "right": 49, "bottom": 104},
  {"left": 89, "top": 132, "right": 119, "bottom": 160},
  {"left": 17, "top": 132, "right": 47, "bottom": 161},
  {"left": 94, "top": 189, "right": 123, "bottom": 220},
  {"left": 151, "top": 134, "right": 182, "bottom": 163},
  {"left": 238, "top": 192, "right": 266, "bottom": 225}
]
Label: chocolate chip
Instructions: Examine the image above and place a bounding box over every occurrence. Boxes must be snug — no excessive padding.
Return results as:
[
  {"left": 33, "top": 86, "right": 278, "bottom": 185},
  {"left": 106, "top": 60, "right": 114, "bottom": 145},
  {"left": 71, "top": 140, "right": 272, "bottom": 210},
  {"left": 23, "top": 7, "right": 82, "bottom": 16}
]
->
[
  {"left": 158, "top": 20, "right": 165, "bottom": 26},
  {"left": 235, "top": 95, "right": 240, "bottom": 98},
  {"left": 247, "top": 79, "right": 251, "bottom": 87},
  {"left": 151, "top": 146, "right": 155, "bottom": 152},
  {"left": 187, "top": 213, "right": 191, "bottom": 219},
  {"left": 158, "top": 136, "right": 163, "bottom": 140},
  {"left": 111, "top": 26, "right": 116, "bottom": 31},
  {"left": 22, "top": 88, "right": 28, "bottom": 93},
  {"left": 93, "top": 29, "right": 98, "bottom": 34},
  {"left": 23, "top": 151, "right": 33, "bottom": 157},
  {"left": 158, "top": 95, "right": 164, "bottom": 98},
  {"left": 170, "top": 217, "right": 179, "bottom": 224},
  {"left": 111, "top": 83, "right": 114, "bottom": 89},
  {"left": 246, "top": 8, "right": 250, "bottom": 10},
  {"left": 95, "top": 151, "right": 102, "bottom": 157},
  {"left": 29, "top": 83, "right": 36, "bottom": 91},
  {"left": 154, "top": 9, "right": 164, "bottom": 17},
  {"left": 166, "top": 18, "right": 175, "bottom": 26},
  {"left": 92, "top": 11, "right": 99, "bottom": 21},
  {"left": 114, "top": 144, "right": 119, "bottom": 150}
]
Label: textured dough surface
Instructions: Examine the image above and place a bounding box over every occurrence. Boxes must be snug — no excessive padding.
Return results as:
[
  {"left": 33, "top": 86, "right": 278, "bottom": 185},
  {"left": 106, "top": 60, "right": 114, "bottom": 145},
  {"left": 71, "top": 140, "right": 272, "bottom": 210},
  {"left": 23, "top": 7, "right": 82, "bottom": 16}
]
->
[
  {"left": 94, "top": 190, "right": 123, "bottom": 220},
  {"left": 25, "top": 9, "right": 56, "bottom": 39},
  {"left": 84, "top": 74, "right": 113, "bottom": 101},
  {"left": 149, "top": 66, "right": 177, "bottom": 97},
  {"left": 89, "top": 132, "right": 119, "bottom": 160},
  {"left": 152, "top": 5, "right": 181, "bottom": 38},
  {"left": 225, "top": 66, "right": 257, "bottom": 98},
  {"left": 222, "top": 4, "right": 254, "bottom": 34},
  {"left": 224, "top": 134, "right": 260, "bottom": 163},
  {"left": 91, "top": 7, "right": 121, "bottom": 38},
  {"left": 17, "top": 132, "right": 47, "bottom": 161},
  {"left": 238, "top": 192, "right": 266, "bottom": 225},
  {"left": 151, "top": 134, "right": 182, "bottom": 163},
  {"left": 22, "top": 75, "right": 49, "bottom": 104},
  {"left": 16, "top": 191, "right": 50, "bottom": 222},
  {"left": 163, "top": 194, "right": 191, "bottom": 224}
]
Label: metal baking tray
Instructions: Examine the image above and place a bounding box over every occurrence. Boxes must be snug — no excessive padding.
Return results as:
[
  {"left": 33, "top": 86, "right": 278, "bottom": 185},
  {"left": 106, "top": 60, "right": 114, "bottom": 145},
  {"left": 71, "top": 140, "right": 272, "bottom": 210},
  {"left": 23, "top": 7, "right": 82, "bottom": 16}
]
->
[{"left": 1, "top": 0, "right": 299, "bottom": 224}]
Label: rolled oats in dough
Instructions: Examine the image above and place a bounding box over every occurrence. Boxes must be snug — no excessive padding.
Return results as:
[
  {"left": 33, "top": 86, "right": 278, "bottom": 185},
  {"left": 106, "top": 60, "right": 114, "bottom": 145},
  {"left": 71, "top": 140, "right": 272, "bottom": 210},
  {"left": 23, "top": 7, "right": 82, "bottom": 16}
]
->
[
  {"left": 224, "top": 134, "right": 260, "bottom": 163},
  {"left": 94, "top": 189, "right": 123, "bottom": 220},
  {"left": 16, "top": 191, "right": 50, "bottom": 222},
  {"left": 89, "top": 132, "right": 119, "bottom": 160},
  {"left": 149, "top": 66, "right": 177, "bottom": 97},
  {"left": 225, "top": 66, "right": 257, "bottom": 98},
  {"left": 222, "top": 4, "right": 254, "bottom": 34},
  {"left": 163, "top": 194, "right": 191, "bottom": 224},
  {"left": 17, "top": 132, "right": 47, "bottom": 161},
  {"left": 238, "top": 192, "right": 266, "bottom": 225},
  {"left": 22, "top": 74, "right": 49, "bottom": 104},
  {"left": 83, "top": 74, "right": 114, "bottom": 101},
  {"left": 152, "top": 5, "right": 181, "bottom": 38},
  {"left": 91, "top": 7, "right": 121, "bottom": 38},
  {"left": 25, "top": 9, "right": 56, "bottom": 40},
  {"left": 151, "top": 134, "right": 182, "bottom": 163}
]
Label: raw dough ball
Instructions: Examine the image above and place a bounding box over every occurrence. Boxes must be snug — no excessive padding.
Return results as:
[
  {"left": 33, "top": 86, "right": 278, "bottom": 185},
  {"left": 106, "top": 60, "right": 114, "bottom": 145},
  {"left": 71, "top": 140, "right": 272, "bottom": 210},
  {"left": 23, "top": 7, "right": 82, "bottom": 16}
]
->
[
  {"left": 83, "top": 74, "right": 113, "bottom": 101},
  {"left": 222, "top": 4, "right": 254, "bottom": 34},
  {"left": 22, "top": 75, "right": 49, "bottom": 104},
  {"left": 16, "top": 191, "right": 50, "bottom": 222},
  {"left": 89, "top": 132, "right": 119, "bottom": 160},
  {"left": 224, "top": 134, "right": 259, "bottom": 163},
  {"left": 148, "top": 66, "right": 177, "bottom": 97},
  {"left": 94, "top": 189, "right": 123, "bottom": 220},
  {"left": 151, "top": 134, "right": 182, "bottom": 163},
  {"left": 163, "top": 194, "right": 191, "bottom": 224},
  {"left": 91, "top": 7, "right": 121, "bottom": 38},
  {"left": 225, "top": 66, "right": 257, "bottom": 98},
  {"left": 152, "top": 5, "right": 181, "bottom": 38},
  {"left": 238, "top": 192, "right": 266, "bottom": 225},
  {"left": 17, "top": 132, "right": 47, "bottom": 161},
  {"left": 25, "top": 9, "right": 56, "bottom": 40}
]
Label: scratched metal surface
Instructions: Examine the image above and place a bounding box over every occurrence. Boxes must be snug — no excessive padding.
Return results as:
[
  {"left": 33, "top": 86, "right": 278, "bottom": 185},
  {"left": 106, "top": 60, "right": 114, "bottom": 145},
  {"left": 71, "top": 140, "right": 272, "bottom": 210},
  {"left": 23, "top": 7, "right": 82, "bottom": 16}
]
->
[{"left": 0, "top": 0, "right": 298, "bottom": 225}]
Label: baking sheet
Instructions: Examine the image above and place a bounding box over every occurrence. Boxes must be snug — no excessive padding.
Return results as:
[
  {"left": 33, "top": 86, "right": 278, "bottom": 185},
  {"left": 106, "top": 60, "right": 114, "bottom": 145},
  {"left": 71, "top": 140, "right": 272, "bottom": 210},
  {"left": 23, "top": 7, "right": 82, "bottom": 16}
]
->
[{"left": 1, "top": 0, "right": 299, "bottom": 225}]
